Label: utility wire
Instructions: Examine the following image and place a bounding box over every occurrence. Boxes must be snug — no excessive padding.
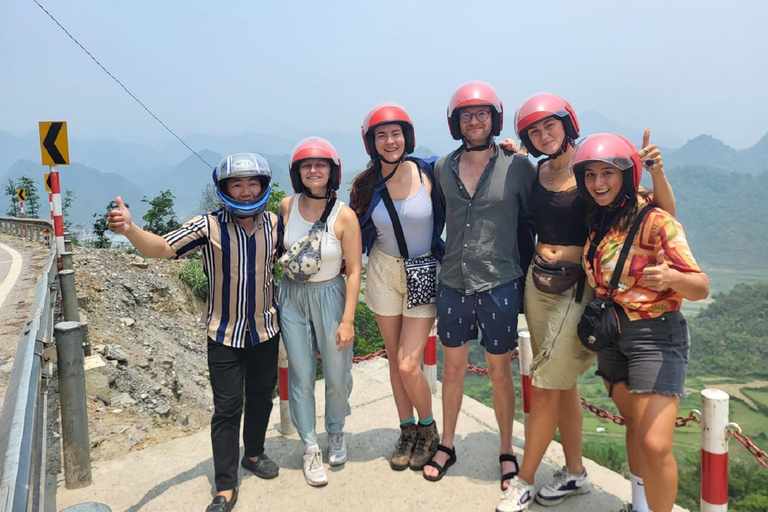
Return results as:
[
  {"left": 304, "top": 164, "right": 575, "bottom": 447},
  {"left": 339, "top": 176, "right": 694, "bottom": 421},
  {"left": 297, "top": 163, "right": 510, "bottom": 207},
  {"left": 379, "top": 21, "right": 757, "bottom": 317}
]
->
[{"left": 31, "top": 0, "right": 214, "bottom": 169}]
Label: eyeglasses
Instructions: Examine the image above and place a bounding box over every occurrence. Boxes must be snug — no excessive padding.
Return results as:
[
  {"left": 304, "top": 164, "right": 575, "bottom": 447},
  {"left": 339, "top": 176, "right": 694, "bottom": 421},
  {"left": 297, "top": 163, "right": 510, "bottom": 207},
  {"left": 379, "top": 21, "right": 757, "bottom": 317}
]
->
[{"left": 459, "top": 110, "right": 492, "bottom": 123}]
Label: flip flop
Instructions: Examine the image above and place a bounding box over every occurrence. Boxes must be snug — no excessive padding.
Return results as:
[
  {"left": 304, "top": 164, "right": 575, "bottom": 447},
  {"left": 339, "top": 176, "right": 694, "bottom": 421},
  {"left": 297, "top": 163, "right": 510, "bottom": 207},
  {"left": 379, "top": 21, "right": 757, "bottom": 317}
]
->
[
  {"left": 499, "top": 453, "right": 520, "bottom": 490},
  {"left": 422, "top": 444, "right": 457, "bottom": 482}
]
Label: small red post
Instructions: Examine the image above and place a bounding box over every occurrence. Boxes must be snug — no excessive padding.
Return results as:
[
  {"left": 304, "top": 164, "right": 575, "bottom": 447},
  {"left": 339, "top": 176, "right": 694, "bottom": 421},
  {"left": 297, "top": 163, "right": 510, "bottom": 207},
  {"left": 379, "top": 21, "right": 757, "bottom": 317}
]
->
[
  {"left": 424, "top": 320, "right": 438, "bottom": 394},
  {"left": 517, "top": 331, "right": 533, "bottom": 425}
]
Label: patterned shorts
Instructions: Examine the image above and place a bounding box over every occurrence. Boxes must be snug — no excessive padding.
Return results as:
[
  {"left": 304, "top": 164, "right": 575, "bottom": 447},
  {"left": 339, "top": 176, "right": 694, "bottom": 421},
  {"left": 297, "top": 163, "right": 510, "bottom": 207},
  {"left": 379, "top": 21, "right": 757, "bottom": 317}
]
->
[
  {"left": 364, "top": 245, "right": 436, "bottom": 319},
  {"left": 436, "top": 280, "right": 521, "bottom": 355}
]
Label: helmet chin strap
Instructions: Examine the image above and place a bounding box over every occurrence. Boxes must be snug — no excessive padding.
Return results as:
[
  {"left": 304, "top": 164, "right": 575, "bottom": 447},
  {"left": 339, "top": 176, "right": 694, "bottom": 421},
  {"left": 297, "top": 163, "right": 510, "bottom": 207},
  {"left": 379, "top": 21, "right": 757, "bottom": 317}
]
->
[
  {"left": 303, "top": 187, "right": 329, "bottom": 200},
  {"left": 378, "top": 153, "right": 405, "bottom": 165},
  {"left": 542, "top": 138, "right": 573, "bottom": 161},
  {"left": 461, "top": 137, "right": 494, "bottom": 152}
]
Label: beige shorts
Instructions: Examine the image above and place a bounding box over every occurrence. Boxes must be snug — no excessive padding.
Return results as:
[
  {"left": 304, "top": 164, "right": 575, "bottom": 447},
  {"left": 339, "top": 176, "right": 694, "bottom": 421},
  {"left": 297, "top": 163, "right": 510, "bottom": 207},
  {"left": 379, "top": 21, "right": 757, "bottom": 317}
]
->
[
  {"left": 364, "top": 245, "right": 436, "bottom": 319},
  {"left": 524, "top": 267, "right": 596, "bottom": 390}
]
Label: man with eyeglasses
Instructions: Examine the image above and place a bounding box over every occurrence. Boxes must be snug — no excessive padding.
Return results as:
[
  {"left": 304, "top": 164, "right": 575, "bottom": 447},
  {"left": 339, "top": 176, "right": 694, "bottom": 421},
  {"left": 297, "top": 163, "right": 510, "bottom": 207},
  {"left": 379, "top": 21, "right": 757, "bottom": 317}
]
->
[{"left": 423, "top": 81, "right": 536, "bottom": 497}]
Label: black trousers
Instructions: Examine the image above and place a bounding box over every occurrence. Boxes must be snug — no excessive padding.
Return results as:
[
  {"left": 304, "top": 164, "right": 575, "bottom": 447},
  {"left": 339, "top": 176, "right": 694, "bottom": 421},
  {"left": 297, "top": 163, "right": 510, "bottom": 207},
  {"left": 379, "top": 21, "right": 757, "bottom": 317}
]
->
[{"left": 207, "top": 334, "right": 278, "bottom": 491}]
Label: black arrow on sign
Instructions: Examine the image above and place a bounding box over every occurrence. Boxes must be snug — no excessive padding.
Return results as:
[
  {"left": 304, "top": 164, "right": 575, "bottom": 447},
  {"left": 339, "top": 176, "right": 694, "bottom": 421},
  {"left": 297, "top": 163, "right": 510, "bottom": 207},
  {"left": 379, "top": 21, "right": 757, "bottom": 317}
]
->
[{"left": 43, "top": 122, "right": 67, "bottom": 165}]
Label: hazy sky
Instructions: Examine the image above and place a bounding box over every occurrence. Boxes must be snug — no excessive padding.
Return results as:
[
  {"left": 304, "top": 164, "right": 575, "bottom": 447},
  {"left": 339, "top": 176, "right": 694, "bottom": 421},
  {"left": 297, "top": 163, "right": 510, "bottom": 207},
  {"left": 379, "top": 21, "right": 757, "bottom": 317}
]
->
[{"left": 3, "top": 0, "right": 767, "bottom": 152}]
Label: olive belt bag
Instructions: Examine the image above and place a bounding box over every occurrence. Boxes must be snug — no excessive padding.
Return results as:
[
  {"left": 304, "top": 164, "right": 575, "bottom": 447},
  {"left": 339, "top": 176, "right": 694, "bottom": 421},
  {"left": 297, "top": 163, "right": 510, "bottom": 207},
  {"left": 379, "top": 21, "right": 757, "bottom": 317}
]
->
[{"left": 531, "top": 253, "right": 585, "bottom": 295}]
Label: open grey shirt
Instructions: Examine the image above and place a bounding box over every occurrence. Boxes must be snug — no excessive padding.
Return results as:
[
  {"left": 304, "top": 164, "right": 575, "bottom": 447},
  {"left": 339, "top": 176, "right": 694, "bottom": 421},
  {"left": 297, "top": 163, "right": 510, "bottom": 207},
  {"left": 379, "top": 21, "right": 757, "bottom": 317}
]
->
[{"left": 434, "top": 145, "right": 536, "bottom": 294}]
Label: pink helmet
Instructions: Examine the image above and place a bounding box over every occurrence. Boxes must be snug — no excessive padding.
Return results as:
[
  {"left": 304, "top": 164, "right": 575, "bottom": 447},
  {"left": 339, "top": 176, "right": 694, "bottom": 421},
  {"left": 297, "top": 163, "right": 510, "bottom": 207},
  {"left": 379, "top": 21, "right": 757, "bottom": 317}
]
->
[
  {"left": 289, "top": 137, "right": 342, "bottom": 194},
  {"left": 361, "top": 103, "right": 416, "bottom": 158},
  {"left": 572, "top": 133, "right": 642, "bottom": 201},
  {"left": 514, "top": 93, "right": 580, "bottom": 157},
  {"left": 447, "top": 81, "right": 503, "bottom": 140}
]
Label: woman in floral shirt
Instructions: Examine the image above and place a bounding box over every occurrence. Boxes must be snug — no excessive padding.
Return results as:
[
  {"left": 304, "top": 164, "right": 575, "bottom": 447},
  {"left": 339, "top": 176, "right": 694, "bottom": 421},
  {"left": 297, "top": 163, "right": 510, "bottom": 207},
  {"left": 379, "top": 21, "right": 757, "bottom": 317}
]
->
[{"left": 572, "top": 133, "right": 709, "bottom": 512}]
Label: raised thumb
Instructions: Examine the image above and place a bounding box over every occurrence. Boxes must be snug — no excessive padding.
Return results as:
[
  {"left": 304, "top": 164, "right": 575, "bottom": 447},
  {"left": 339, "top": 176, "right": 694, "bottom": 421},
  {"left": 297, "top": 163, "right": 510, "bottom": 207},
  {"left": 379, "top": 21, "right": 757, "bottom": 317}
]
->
[
  {"left": 116, "top": 196, "right": 126, "bottom": 210},
  {"left": 656, "top": 250, "right": 666, "bottom": 265}
]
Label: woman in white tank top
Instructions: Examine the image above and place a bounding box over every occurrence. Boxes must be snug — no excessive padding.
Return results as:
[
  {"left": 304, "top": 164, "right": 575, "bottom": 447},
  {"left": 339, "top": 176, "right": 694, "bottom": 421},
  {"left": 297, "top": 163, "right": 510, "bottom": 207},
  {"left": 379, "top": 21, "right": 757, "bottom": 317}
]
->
[{"left": 277, "top": 137, "right": 362, "bottom": 487}]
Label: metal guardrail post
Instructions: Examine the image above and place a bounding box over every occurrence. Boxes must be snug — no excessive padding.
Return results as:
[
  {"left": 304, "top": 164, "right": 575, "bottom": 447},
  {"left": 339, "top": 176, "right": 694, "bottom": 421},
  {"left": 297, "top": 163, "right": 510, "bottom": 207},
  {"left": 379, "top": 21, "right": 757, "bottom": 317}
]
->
[
  {"left": 61, "top": 251, "right": 74, "bottom": 271},
  {"left": 64, "top": 230, "right": 72, "bottom": 252},
  {"left": 59, "top": 269, "right": 81, "bottom": 323},
  {"left": 55, "top": 321, "right": 92, "bottom": 489}
]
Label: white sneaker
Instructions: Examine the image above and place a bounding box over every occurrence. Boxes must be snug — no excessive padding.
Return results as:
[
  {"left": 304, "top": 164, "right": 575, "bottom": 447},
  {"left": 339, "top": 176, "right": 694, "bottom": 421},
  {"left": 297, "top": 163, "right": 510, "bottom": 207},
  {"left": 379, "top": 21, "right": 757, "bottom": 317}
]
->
[
  {"left": 328, "top": 432, "right": 347, "bottom": 466},
  {"left": 302, "top": 447, "right": 328, "bottom": 487},
  {"left": 496, "top": 475, "right": 535, "bottom": 512},
  {"left": 535, "top": 465, "right": 591, "bottom": 506}
]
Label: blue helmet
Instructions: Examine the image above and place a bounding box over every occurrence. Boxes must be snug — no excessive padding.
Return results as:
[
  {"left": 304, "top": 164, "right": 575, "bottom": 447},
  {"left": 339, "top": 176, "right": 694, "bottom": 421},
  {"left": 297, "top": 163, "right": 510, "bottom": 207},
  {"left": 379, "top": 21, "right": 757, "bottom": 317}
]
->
[{"left": 212, "top": 153, "right": 272, "bottom": 217}]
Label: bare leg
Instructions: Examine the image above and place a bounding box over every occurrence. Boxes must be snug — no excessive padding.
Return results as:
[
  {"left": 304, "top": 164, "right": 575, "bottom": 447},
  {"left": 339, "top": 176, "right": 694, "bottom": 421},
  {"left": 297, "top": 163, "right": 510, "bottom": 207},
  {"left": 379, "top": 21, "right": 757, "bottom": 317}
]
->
[
  {"left": 517, "top": 386, "right": 561, "bottom": 484},
  {"left": 376, "top": 314, "right": 413, "bottom": 421},
  {"left": 633, "top": 393, "right": 681, "bottom": 512},
  {"left": 558, "top": 384, "right": 586, "bottom": 475},
  {"left": 397, "top": 316, "right": 434, "bottom": 419},
  {"left": 608, "top": 382, "right": 644, "bottom": 481},
  {"left": 423, "top": 343, "right": 469, "bottom": 478},
  {"left": 486, "top": 350, "right": 516, "bottom": 487}
]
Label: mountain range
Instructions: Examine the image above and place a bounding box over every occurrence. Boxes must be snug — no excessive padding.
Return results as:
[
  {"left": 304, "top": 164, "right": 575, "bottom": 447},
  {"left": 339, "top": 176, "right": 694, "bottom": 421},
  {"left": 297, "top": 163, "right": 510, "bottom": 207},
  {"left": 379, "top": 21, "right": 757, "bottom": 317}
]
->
[{"left": 2, "top": 120, "right": 767, "bottom": 267}]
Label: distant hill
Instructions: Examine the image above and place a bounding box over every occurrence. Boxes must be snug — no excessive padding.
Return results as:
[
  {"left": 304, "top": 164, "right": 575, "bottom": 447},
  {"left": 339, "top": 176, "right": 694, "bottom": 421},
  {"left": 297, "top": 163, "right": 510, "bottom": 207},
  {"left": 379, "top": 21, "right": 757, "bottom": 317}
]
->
[
  {"left": 666, "top": 165, "right": 768, "bottom": 267},
  {"left": 689, "top": 282, "right": 768, "bottom": 379},
  {"left": 664, "top": 134, "right": 768, "bottom": 174},
  {"left": 0, "top": 159, "right": 149, "bottom": 230}
]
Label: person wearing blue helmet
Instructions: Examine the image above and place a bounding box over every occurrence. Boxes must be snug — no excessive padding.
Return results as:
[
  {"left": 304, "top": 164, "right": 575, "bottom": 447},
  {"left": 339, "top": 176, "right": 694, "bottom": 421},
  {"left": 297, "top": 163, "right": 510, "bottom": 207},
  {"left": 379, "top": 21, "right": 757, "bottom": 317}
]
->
[{"left": 108, "top": 152, "right": 280, "bottom": 512}]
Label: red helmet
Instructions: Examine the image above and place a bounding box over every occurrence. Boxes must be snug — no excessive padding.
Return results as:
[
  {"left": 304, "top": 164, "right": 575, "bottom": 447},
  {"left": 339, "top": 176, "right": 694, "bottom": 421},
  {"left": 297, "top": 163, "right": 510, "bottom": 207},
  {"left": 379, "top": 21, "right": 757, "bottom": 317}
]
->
[
  {"left": 289, "top": 137, "right": 342, "bottom": 194},
  {"left": 447, "top": 81, "right": 503, "bottom": 140},
  {"left": 572, "top": 133, "right": 642, "bottom": 201},
  {"left": 514, "top": 93, "right": 580, "bottom": 157},
  {"left": 361, "top": 103, "right": 416, "bottom": 158}
]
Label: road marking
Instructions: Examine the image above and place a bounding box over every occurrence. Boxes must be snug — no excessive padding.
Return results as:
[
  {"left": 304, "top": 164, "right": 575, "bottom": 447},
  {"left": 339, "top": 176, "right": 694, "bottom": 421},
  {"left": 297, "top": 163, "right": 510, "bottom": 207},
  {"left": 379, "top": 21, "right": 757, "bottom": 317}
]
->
[{"left": 0, "top": 242, "right": 23, "bottom": 312}]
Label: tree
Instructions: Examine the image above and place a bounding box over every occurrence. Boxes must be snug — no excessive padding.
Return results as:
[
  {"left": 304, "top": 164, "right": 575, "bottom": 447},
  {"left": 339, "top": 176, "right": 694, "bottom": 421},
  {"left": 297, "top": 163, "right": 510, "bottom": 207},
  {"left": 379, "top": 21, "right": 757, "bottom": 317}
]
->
[
  {"left": 62, "top": 189, "right": 75, "bottom": 228},
  {"left": 92, "top": 200, "right": 126, "bottom": 249},
  {"left": 4, "top": 179, "right": 18, "bottom": 216},
  {"left": 16, "top": 176, "right": 41, "bottom": 218},
  {"left": 142, "top": 190, "right": 181, "bottom": 235}
]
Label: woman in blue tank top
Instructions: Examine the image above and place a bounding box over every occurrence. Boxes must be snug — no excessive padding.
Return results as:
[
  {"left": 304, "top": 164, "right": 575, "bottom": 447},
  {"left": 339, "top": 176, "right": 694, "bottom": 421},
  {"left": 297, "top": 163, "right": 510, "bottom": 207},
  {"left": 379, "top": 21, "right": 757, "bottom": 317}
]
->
[{"left": 349, "top": 103, "right": 445, "bottom": 474}]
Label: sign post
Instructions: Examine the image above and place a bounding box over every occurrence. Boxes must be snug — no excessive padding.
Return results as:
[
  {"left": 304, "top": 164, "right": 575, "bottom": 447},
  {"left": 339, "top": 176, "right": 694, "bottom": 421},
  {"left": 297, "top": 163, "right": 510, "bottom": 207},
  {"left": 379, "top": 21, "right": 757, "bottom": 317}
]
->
[
  {"left": 39, "top": 121, "right": 70, "bottom": 265},
  {"left": 44, "top": 173, "right": 53, "bottom": 220}
]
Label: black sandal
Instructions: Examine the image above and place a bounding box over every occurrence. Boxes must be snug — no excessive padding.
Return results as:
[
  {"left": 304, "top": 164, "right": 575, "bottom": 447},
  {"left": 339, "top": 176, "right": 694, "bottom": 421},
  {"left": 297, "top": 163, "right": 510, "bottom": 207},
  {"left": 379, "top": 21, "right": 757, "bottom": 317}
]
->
[
  {"left": 422, "top": 444, "right": 457, "bottom": 482},
  {"left": 499, "top": 453, "right": 519, "bottom": 490}
]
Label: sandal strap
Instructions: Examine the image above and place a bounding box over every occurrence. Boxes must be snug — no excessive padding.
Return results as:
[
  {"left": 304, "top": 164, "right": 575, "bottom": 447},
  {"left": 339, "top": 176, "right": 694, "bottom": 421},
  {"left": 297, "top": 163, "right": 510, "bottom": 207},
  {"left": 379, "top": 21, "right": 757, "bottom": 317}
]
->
[
  {"left": 423, "top": 459, "right": 446, "bottom": 472},
  {"left": 436, "top": 444, "right": 456, "bottom": 458},
  {"left": 499, "top": 453, "right": 518, "bottom": 464}
]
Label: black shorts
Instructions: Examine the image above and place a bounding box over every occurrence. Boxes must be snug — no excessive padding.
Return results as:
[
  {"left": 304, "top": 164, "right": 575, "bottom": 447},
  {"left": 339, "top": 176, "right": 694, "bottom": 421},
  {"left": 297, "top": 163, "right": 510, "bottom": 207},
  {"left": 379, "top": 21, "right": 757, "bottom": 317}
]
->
[
  {"left": 596, "top": 308, "right": 690, "bottom": 397},
  {"left": 436, "top": 281, "right": 521, "bottom": 355}
]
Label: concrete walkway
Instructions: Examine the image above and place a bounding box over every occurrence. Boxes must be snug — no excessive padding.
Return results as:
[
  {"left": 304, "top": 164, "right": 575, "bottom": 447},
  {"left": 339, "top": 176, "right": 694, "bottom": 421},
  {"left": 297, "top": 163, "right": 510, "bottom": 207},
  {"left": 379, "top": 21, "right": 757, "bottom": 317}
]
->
[{"left": 57, "top": 358, "right": 688, "bottom": 512}]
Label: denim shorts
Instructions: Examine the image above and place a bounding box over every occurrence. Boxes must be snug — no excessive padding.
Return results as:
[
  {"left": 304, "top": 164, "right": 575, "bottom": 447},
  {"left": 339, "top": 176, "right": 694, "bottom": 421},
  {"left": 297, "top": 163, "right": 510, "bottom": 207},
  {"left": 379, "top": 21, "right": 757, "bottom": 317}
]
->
[
  {"left": 436, "top": 280, "right": 521, "bottom": 355},
  {"left": 596, "top": 308, "right": 690, "bottom": 397}
]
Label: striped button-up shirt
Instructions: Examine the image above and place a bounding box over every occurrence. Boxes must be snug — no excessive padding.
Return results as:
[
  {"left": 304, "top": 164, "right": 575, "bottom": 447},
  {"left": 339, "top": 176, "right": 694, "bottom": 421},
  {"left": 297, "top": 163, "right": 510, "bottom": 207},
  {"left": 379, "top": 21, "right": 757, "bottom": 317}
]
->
[{"left": 163, "top": 209, "right": 279, "bottom": 348}]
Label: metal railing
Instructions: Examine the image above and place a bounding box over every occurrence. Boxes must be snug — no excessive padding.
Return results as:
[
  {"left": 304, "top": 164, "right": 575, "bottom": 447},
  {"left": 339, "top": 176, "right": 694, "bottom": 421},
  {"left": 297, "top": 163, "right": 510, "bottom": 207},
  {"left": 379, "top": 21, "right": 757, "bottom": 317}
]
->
[{"left": 0, "top": 218, "right": 57, "bottom": 512}]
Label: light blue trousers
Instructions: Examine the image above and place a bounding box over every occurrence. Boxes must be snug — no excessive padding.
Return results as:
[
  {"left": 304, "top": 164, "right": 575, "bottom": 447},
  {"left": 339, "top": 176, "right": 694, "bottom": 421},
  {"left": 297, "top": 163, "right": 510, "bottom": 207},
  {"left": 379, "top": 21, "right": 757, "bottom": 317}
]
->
[{"left": 278, "top": 275, "right": 353, "bottom": 446}]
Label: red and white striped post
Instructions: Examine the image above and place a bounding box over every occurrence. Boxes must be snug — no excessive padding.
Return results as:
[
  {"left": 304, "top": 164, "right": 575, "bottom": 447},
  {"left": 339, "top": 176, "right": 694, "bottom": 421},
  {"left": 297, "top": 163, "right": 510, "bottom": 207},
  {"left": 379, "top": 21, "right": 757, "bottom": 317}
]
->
[
  {"left": 49, "top": 191, "right": 54, "bottom": 220},
  {"left": 19, "top": 201, "right": 26, "bottom": 238},
  {"left": 49, "top": 166, "right": 65, "bottom": 268},
  {"left": 701, "top": 388, "right": 730, "bottom": 512},
  {"left": 277, "top": 336, "right": 295, "bottom": 435},
  {"left": 424, "top": 320, "right": 438, "bottom": 394},
  {"left": 517, "top": 331, "right": 533, "bottom": 426}
]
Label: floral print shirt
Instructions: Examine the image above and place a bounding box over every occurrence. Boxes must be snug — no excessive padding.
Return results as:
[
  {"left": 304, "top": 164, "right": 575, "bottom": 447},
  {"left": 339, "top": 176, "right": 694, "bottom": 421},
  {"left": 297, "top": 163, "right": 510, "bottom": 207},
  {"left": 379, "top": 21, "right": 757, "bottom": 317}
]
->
[{"left": 583, "top": 197, "right": 708, "bottom": 320}]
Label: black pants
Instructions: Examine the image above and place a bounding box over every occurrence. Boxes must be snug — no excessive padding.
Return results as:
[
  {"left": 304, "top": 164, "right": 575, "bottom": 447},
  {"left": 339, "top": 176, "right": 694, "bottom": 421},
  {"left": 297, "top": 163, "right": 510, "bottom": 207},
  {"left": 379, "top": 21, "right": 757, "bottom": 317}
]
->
[{"left": 207, "top": 334, "right": 278, "bottom": 491}]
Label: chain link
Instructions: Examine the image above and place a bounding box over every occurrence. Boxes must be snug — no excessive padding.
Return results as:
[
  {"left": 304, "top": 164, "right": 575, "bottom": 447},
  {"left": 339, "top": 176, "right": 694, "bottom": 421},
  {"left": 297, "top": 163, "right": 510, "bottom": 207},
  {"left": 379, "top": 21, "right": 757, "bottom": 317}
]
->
[{"left": 732, "top": 431, "right": 768, "bottom": 469}]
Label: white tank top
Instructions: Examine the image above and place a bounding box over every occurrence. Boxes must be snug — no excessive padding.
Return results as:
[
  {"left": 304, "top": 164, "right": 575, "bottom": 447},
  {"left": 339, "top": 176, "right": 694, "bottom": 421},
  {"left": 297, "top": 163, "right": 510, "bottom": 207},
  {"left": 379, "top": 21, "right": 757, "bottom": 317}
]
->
[{"left": 283, "top": 194, "right": 344, "bottom": 282}]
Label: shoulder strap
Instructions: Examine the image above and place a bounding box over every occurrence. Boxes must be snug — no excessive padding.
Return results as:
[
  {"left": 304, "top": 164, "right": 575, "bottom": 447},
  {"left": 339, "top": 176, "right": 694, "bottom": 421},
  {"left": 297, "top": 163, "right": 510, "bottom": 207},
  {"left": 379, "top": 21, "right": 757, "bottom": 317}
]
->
[
  {"left": 608, "top": 205, "right": 655, "bottom": 293},
  {"left": 379, "top": 187, "right": 409, "bottom": 259}
]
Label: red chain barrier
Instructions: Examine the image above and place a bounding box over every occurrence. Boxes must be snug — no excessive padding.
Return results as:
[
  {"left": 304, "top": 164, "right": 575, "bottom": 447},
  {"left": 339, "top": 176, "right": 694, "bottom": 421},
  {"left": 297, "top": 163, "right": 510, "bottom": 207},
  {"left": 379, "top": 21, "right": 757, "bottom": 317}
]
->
[
  {"left": 352, "top": 348, "right": 388, "bottom": 363},
  {"left": 579, "top": 398, "right": 698, "bottom": 429},
  {"left": 732, "top": 431, "right": 768, "bottom": 469}
]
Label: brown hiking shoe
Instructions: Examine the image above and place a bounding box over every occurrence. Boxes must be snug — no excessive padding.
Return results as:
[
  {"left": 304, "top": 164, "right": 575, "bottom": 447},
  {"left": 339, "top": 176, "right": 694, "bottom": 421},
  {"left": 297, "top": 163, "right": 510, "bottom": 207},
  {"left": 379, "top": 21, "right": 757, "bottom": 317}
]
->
[
  {"left": 390, "top": 423, "right": 418, "bottom": 471},
  {"left": 409, "top": 421, "right": 439, "bottom": 470}
]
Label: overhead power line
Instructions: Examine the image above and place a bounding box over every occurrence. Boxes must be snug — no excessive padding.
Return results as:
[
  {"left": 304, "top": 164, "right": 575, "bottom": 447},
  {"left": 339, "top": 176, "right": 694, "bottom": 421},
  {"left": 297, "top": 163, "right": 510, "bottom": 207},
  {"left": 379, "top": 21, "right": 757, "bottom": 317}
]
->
[{"left": 31, "top": 0, "right": 214, "bottom": 169}]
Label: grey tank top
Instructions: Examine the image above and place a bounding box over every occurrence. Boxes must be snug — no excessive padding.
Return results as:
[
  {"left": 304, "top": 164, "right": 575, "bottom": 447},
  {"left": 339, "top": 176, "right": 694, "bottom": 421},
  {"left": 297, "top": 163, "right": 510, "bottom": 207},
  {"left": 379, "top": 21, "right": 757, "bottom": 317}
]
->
[{"left": 371, "top": 183, "right": 433, "bottom": 258}]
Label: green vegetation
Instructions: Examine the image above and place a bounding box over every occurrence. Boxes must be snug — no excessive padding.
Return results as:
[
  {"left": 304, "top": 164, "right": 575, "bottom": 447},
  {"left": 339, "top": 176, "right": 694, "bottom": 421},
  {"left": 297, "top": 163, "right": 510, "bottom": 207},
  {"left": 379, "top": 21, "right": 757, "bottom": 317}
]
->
[
  {"left": 688, "top": 282, "right": 768, "bottom": 379},
  {"left": 179, "top": 254, "right": 207, "bottom": 301},
  {"left": 4, "top": 176, "right": 40, "bottom": 217},
  {"left": 141, "top": 190, "right": 181, "bottom": 235}
]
